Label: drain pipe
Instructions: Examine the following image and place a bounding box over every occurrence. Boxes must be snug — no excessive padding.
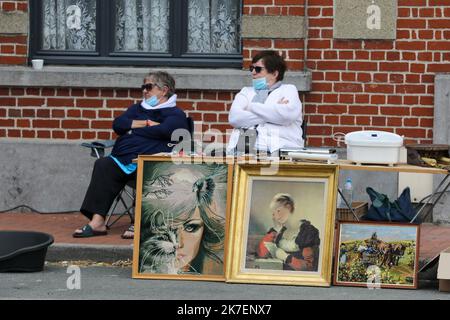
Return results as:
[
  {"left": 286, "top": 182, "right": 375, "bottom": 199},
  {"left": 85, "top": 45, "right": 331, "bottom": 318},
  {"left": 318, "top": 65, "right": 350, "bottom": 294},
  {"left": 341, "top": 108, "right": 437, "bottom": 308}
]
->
[{"left": 303, "top": 0, "right": 309, "bottom": 72}]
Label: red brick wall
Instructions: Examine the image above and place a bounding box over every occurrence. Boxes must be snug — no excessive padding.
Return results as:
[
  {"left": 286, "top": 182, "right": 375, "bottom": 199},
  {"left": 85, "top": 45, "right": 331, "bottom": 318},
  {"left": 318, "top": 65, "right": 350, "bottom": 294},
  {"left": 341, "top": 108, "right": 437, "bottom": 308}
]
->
[
  {"left": 1, "top": 0, "right": 450, "bottom": 146},
  {"left": 306, "top": 0, "right": 449, "bottom": 146},
  {"left": 243, "top": 0, "right": 306, "bottom": 71},
  {"left": 0, "top": 88, "right": 235, "bottom": 140},
  {"left": 0, "top": 0, "right": 28, "bottom": 65},
  {"left": 244, "top": 0, "right": 450, "bottom": 146}
]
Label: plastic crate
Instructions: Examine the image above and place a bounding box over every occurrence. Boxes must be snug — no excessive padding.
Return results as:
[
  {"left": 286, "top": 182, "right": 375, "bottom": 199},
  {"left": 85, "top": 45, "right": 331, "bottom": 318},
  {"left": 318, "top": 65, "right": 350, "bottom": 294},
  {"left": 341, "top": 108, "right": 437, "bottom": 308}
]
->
[{"left": 336, "top": 202, "right": 368, "bottom": 221}]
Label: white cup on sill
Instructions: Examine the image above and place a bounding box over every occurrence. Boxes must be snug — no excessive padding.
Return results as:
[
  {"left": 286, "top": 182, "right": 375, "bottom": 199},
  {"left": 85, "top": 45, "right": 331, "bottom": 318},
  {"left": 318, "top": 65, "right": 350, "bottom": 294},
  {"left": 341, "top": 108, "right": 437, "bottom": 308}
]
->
[{"left": 31, "top": 59, "right": 44, "bottom": 70}]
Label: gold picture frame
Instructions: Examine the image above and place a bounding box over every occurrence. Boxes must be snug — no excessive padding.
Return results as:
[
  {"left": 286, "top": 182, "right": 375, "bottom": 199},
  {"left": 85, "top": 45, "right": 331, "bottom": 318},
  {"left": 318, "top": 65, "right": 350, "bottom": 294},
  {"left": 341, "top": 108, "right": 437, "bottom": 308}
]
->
[
  {"left": 226, "top": 162, "right": 339, "bottom": 286},
  {"left": 132, "top": 155, "right": 233, "bottom": 281}
]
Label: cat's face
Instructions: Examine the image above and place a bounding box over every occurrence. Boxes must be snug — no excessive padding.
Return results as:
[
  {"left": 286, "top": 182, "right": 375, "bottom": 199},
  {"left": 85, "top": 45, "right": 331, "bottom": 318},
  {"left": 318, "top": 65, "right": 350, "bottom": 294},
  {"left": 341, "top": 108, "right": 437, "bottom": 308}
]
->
[
  {"left": 140, "top": 208, "right": 205, "bottom": 274},
  {"left": 140, "top": 227, "right": 178, "bottom": 274}
]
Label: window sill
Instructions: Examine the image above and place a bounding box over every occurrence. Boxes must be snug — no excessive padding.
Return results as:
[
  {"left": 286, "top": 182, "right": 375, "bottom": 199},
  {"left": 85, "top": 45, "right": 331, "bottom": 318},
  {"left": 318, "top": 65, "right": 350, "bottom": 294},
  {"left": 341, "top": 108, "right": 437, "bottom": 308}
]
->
[{"left": 0, "top": 66, "right": 312, "bottom": 92}]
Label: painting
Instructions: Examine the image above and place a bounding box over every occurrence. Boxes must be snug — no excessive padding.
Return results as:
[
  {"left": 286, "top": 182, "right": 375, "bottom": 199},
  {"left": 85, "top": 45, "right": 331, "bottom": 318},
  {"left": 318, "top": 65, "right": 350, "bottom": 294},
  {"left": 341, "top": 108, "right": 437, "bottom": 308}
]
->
[
  {"left": 334, "top": 221, "right": 420, "bottom": 289},
  {"left": 132, "top": 156, "right": 233, "bottom": 281},
  {"left": 226, "top": 162, "right": 339, "bottom": 286}
]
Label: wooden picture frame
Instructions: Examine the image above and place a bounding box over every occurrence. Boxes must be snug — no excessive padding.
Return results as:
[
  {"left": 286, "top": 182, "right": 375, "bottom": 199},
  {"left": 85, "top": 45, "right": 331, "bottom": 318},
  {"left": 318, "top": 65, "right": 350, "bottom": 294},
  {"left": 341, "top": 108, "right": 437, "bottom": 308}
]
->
[
  {"left": 334, "top": 221, "right": 420, "bottom": 289},
  {"left": 226, "top": 162, "right": 339, "bottom": 286},
  {"left": 132, "top": 155, "right": 233, "bottom": 281}
]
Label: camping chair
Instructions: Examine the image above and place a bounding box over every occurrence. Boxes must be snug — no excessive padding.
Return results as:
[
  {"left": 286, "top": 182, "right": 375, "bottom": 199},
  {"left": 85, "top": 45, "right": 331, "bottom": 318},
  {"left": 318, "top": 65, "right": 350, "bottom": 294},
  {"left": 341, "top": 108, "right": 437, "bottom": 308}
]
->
[
  {"left": 301, "top": 117, "right": 308, "bottom": 146},
  {"left": 185, "top": 116, "right": 196, "bottom": 155},
  {"left": 81, "top": 140, "right": 136, "bottom": 230}
]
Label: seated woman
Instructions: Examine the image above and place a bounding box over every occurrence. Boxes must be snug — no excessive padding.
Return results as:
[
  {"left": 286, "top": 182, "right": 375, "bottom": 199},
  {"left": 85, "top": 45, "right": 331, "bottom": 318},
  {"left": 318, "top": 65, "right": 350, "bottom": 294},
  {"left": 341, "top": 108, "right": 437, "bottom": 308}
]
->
[
  {"left": 227, "top": 50, "right": 304, "bottom": 155},
  {"left": 73, "top": 71, "right": 189, "bottom": 239}
]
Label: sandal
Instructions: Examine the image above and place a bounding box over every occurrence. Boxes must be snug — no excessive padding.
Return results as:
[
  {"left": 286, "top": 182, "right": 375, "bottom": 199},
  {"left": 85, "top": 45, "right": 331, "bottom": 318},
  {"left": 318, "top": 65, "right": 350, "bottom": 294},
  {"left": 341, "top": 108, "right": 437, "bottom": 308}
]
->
[
  {"left": 121, "top": 224, "right": 134, "bottom": 239},
  {"left": 73, "top": 224, "right": 108, "bottom": 238}
]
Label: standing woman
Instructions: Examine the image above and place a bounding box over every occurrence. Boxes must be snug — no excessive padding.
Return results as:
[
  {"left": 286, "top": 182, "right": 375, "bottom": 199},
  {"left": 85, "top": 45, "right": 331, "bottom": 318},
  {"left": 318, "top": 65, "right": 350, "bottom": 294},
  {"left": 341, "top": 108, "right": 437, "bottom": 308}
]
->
[
  {"left": 73, "top": 71, "right": 189, "bottom": 239},
  {"left": 227, "top": 50, "right": 304, "bottom": 155}
]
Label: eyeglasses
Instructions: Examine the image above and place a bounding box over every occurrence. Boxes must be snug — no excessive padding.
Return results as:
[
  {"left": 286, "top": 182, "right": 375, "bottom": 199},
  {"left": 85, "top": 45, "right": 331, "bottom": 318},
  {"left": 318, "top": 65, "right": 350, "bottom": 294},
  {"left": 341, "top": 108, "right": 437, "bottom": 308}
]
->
[
  {"left": 141, "top": 83, "right": 157, "bottom": 91},
  {"left": 249, "top": 66, "right": 265, "bottom": 73}
]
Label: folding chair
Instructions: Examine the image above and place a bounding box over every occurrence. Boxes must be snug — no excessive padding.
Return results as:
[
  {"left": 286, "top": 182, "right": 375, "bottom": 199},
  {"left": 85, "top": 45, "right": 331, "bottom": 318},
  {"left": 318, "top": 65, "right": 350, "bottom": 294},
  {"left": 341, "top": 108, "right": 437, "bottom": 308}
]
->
[
  {"left": 186, "top": 116, "right": 195, "bottom": 154},
  {"left": 81, "top": 140, "right": 135, "bottom": 230},
  {"left": 170, "top": 116, "right": 196, "bottom": 155},
  {"left": 301, "top": 117, "right": 308, "bottom": 146}
]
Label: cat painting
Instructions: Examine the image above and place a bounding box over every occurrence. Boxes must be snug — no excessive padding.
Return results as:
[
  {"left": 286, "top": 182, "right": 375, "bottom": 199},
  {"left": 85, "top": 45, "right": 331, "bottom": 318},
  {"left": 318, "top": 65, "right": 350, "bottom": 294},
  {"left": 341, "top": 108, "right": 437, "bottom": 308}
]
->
[
  {"left": 135, "top": 161, "right": 229, "bottom": 279},
  {"left": 139, "top": 210, "right": 180, "bottom": 274}
]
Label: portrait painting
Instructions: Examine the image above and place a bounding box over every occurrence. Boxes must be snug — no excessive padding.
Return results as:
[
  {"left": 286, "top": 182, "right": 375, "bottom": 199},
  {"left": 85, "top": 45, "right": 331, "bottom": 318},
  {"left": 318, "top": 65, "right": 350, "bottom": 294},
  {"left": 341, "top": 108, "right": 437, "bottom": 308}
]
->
[
  {"left": 226, "top": 162, "right": 338, "bottom": 286},
  {"left": 132, "top": 156, "right": 233, "bottom": 281},
  {"left": 334, "top": 221, "right": 420, "bottom": 289}
]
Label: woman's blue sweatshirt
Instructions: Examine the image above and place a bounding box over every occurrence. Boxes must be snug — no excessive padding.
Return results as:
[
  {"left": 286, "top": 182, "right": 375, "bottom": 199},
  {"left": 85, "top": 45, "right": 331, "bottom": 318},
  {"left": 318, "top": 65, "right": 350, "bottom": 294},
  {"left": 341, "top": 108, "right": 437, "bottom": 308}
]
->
[{"left": 111, "top": 95, "right": 188, "bottom": 165}]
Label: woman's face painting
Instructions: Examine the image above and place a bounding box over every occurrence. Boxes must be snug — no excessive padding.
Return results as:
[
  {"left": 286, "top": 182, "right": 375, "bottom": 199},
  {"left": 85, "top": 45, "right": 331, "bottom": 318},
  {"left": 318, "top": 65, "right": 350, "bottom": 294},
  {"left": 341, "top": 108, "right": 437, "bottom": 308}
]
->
[
  {"left": 174, "top": 207, "right": 205, "bottom": 270},
  {"left": 273, "top": 205, "right": 292, "bottom": 225}
]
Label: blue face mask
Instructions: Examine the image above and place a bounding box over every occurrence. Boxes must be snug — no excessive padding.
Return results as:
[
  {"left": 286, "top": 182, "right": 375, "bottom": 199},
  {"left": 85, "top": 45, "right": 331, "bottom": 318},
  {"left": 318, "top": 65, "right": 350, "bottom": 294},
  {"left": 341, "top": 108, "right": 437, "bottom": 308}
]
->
[
  {"left": 145, "top": 95, "right": 159, "bottom": 107},
  {"left": 252, "top": 77, "right": 268, "bottom": 90}
]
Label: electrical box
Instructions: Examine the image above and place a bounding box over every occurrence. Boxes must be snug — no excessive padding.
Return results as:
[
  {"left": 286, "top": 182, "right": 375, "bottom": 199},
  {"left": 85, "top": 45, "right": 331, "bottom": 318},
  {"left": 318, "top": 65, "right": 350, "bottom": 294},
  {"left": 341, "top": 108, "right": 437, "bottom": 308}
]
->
[{"left": 398, "top": 172, "right": 433, "bottom": 203}]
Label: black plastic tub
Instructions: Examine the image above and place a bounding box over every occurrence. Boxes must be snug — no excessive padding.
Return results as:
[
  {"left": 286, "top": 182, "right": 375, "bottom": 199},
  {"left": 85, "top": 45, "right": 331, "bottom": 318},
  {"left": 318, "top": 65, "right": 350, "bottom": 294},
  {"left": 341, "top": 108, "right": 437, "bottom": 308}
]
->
[{"left": 0, "top": 231, "right": 54, "bottom": 272}]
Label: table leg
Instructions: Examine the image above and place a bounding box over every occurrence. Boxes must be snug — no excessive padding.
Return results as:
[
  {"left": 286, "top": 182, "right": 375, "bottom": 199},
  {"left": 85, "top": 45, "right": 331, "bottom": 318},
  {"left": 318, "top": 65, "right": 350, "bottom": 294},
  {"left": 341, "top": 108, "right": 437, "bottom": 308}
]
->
[{"left": 338, "top": 188, "right": 360, "bottom": 221}]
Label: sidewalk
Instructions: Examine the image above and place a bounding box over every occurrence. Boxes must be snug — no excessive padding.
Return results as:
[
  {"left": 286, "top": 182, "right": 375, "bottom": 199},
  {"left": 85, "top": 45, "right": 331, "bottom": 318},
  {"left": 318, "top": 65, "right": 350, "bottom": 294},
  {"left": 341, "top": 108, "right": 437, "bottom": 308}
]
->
[
  {"left": 1, "top": 212, "right": 450, "bottom": 264},
  {"left": 0, "top": 212, "right": 133, "bottom": 262},
  {"left": 0, "top": 212, "right": 133, "bottom": 245}
]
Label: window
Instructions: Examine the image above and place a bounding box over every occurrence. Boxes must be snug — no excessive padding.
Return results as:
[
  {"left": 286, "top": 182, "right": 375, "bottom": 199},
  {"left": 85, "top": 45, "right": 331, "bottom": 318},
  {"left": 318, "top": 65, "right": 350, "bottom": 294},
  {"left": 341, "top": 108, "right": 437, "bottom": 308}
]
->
[{"left": 30, "top": 0, "right": 242, "bottom": 67}]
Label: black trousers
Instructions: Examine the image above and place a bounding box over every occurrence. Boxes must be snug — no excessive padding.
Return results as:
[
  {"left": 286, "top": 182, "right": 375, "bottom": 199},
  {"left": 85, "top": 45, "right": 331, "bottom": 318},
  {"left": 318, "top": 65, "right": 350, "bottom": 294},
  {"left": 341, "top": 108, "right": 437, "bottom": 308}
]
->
[{"left": 80, "top": 157, "right": 136, "bottom": 220}]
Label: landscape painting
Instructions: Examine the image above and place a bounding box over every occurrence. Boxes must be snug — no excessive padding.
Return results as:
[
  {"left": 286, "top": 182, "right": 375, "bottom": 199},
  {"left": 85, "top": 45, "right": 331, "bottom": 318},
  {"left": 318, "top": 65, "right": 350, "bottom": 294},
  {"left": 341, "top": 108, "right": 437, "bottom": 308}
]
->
[{"left": 334, "top": 222, "right": 420, "bottom": 289}]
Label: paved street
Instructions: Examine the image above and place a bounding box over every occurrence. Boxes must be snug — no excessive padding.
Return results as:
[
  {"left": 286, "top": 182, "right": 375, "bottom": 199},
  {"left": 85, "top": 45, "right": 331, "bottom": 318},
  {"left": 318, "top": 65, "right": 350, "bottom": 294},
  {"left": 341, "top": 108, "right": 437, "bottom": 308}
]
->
[
  {"left": 0, "top": 264, "right": 448, "bottom": 300},
  {"left": 1, "top": 213, "right": 450, "bottom": 301},
  {"left": 2, "top": 213, "right": 450, "bottom": 263}
]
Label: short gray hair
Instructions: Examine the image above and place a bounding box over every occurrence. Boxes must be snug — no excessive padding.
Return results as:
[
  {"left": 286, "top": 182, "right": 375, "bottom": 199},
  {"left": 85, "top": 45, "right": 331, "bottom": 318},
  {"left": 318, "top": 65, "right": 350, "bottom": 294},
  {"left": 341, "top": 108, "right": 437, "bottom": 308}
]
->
[{"left": 145, "top": 71, "right": 176, "bottom": 97}]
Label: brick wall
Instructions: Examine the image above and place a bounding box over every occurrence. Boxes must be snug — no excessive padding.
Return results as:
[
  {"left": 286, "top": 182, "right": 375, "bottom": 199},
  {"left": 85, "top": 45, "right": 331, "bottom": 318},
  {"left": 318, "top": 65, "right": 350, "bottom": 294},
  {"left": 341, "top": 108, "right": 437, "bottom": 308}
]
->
[
  {"left": 307, "top": 0, "right": 450, "bottom": 146},
  {"left": 244, "top": 0, "right": 450, "bottom": 146},
  {"left": 243, "top": 0, "right": 306, "bottom": 70},
  {"left": 0, "top": 0, "right": 28, "bottom": 65},
  {"left": 0, "top": 87, "right": 235, "bottom": 141},
  {"left": 1, "top": 0, "right": 450, "bottom": 146}
]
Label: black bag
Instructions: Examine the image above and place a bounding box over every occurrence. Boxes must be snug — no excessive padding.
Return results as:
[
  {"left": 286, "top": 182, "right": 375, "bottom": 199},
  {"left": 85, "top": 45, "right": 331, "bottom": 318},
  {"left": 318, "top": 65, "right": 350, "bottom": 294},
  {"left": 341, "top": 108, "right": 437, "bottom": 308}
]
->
[
  {"left": 235, "top": 127, "right": 258, "bottom": 154},
  {"left": 362, "top": 187, "right": 419, "bottom": 223}
]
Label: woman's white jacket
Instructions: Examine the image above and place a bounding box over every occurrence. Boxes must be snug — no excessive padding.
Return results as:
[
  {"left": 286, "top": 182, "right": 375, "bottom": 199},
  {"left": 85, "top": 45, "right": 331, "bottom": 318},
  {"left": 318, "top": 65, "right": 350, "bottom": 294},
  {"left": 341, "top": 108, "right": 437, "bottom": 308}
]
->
[{"left": 227, "top": 84, "right": 304, "bottom": 153}]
